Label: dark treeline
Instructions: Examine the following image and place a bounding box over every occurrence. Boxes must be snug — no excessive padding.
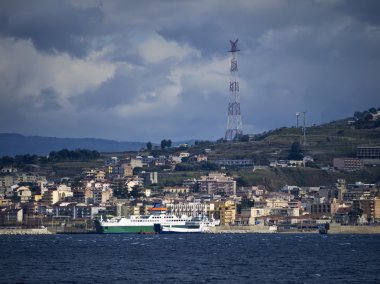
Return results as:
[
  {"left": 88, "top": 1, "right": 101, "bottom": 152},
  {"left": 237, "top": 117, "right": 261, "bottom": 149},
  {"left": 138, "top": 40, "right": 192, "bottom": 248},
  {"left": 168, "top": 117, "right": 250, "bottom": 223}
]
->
[
  {"left": 0, "top": 149, "right": 100, "bottom": 166},
  {"left": 48, "top": 149, "right": 100, "bottom": 162},
  {"left": 174, "top": 161, "right": 219, "bottom": 172}
]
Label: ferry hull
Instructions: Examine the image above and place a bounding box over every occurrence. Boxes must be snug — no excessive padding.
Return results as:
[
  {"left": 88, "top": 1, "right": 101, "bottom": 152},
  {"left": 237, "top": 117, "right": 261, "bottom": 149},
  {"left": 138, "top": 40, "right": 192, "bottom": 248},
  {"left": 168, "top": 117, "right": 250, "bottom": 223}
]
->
[
  {"left": 95, "top": 220, "right": 187, "bottom": 234},
  {"left": 154, "top": 224, "right": 207, "bottom": 234},
  {"left": 97, "top": 225, "right": 156, "bottom": 234}
]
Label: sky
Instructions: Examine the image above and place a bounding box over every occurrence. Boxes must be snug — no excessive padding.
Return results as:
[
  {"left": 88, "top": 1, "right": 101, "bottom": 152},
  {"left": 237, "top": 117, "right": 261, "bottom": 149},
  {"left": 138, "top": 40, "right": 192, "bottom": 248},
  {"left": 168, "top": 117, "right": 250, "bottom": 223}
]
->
[{"left": 0, "top": 0, "right": 379, "bottom": 142}]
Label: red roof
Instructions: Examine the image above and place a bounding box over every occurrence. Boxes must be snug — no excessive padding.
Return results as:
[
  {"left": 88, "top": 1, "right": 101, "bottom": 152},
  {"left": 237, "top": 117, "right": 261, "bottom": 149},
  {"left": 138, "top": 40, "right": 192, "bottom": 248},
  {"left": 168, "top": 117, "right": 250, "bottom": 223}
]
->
[{"left": 149, "top": 207, "right": 167, "bottom": 211}]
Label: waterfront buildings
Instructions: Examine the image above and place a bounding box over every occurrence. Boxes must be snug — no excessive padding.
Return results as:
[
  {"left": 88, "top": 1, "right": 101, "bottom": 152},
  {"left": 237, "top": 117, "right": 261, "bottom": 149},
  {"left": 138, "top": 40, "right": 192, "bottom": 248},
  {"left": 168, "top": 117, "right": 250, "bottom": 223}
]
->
[{"left": 1, "top": 143, "right": 379, "bottom": 232}]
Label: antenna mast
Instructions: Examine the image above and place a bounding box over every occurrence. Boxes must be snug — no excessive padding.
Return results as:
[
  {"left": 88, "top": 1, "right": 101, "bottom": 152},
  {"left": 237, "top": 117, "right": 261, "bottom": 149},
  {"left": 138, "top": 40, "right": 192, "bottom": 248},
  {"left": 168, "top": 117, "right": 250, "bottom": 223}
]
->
[
  {"left": 225, "top": 39, "right": 243, "bottom": 141},
  {"left": 296, "top": 112, "right": 300, "bottom": 128},
  {"left": 302, "top": 111, "right": 307, "bottom": 145}
]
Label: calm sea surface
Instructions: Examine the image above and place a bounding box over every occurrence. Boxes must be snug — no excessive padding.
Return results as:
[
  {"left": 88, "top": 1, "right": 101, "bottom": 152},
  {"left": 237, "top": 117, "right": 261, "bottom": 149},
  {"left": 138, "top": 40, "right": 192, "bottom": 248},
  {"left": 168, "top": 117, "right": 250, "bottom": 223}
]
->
[{"left": 0, "top": 233, "right": 379, "bottom": 283}]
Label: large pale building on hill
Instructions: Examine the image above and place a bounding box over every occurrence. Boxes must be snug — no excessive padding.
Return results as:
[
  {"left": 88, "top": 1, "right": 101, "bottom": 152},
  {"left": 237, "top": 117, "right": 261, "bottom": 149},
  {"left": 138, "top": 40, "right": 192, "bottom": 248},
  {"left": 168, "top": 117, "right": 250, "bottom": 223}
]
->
[{"left": 197, "top": 172, "right": 236, "bottom": 196}]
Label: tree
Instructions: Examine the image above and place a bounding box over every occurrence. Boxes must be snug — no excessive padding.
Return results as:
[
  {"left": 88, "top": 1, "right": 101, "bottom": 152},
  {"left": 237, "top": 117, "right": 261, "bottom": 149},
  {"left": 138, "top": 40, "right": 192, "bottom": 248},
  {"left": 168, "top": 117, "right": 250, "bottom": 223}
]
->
[
  {"left": 288, "top": 141, "right": 303, "bottom": 160},
  {"left": 161, "top": 139, "right": 167, "bottom": 149},
  {"left": 166, "top": 139, "right": 172, "bottom": 148},
  {"left": 364, "top": 113, "right": 373, "bottom": 121},
  {"left": 0, "top": 156, "right": 14, "bottom": 166},
  {"left": 369, "top": 107, "right": 377, "bottom": 114},
  {"left": 133, "top": 167, "right": 143, "bottom": 175},
  {"left": 354, "top": 111, "right": 361, "bottom": 118},
  {"left": 236, "top": 176, "right": 249, "bottom": 187},
  {"left": 160, "top": 139, "right": 172, "bottom": 149},
  {"left": 240, "top": 135, "right": 249, "bottom": 142},
  {"left": 146, "top": 141, "right": 152, "bottom": 151},
  {"left": 237, "top": 198, "right": 255, "bottom": 214},
  {"left": 130, "top": 186, "right": 144, "bottom": 198}
]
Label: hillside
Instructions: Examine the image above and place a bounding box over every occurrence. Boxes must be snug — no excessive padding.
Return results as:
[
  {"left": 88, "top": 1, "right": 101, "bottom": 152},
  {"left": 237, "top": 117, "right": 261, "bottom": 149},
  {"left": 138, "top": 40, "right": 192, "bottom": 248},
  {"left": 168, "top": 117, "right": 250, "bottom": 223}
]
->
[
  {"left": 187, "top": 118, "right": 380, "bottom": 166},
  {"left": 232, "top": 167, "right": 380, "bottom": 190},
  {"left": 0, "top": 133, "right": 145, "bottom": 156}
]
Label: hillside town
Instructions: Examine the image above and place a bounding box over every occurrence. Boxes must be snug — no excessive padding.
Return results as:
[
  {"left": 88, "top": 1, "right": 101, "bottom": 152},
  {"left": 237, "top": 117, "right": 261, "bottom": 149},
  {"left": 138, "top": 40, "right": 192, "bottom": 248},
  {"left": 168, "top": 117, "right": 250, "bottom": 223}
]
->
[{"left": 1, "top": 142, "right": 379, "bottom": 234}]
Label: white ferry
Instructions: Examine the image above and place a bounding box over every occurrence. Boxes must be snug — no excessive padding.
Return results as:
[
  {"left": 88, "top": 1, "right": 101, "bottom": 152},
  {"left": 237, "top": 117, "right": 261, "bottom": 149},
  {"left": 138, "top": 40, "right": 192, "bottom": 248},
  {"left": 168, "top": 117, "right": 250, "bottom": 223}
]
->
[
  {"left": 156, "top": 215, "right": 220, "bottom": 234},
  {"left": 95, "top": 204, "right": 191, "bottom": 234}
]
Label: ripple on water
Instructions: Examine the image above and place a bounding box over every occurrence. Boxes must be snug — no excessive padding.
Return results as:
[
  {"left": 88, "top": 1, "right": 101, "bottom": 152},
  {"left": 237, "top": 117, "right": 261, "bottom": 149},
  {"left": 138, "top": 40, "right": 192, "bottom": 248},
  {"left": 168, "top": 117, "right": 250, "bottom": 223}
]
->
[{"left": 1, "top": 234, "right": 380, "bottom": 283}]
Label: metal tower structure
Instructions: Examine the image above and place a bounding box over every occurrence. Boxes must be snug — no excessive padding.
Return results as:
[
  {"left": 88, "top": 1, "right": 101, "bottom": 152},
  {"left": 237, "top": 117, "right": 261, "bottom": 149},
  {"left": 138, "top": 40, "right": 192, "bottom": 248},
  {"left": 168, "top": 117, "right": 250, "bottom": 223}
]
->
[
  {"left": 225, "top": 39, "right": 243, "bottom": 141},
  {"left": 302, "top": 111, "right": 307, "bottom": 145},
  {"left": 296, "top": 112, "right": 300, "bottom": 128}
]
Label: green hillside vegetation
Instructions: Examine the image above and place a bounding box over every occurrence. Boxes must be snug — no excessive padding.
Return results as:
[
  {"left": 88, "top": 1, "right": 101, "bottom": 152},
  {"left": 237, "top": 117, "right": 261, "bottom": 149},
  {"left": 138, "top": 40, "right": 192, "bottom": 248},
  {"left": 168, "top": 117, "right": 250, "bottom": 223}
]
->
[
  {"left": 0, "top": 149, "right": 103, "bottom": 178},
  {"left": 230, "top": 167, "right": 380, "bottom": 190},
  {"left": 186, "top": 117, "right": 380, "bottom": 167},
  {"left": 173, "top": 111, "right": 380, "bottom": 190}
]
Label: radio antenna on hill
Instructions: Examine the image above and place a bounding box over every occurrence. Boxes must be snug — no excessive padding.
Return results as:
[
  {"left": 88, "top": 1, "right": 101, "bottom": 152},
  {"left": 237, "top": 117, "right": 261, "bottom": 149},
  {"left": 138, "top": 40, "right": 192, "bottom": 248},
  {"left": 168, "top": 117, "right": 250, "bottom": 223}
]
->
[
  {"left": 225, "top": 39, "right": 243, "bottom": 141},
  {"left": 302, "top": 111, "right": 307, "bottom": 145},
  {"left": 296, "top": 112, "right": 300, "bottom": 128}
]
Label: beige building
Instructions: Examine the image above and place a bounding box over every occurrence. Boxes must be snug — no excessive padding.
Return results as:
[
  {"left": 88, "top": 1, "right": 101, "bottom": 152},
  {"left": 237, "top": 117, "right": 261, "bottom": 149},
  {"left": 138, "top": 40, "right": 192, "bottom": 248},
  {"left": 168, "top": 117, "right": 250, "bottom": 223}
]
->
[
  {"left": 240, "top": 207, "right": 270, "bottom": 225},
  {"left": 330, "top": 198, "right": 351, "bottom": 216},
  {"left": 265, "top": 198, "right": 289, "bottom": 208},
  {"left": 0, "top": 175, "right": 14, "bottom": 188},
  {"left": 92, "top": 189, "right": 112, "bottom": 205},
  {"left": 336, "top": 179, "right": 347, "bottom": 202},
  {"left": 57, "top": 184, "right": 73, "bottom": 201},
  {"left": 353, "top": 197, "right": 380, "bottom": 221},
  {"left": 163, "top": 186, "right": 191, "bottom": 194},
  {"left": 179, "top": 152, "right": 190, "bottom": 158},
  {"left": 212, "top": 200, "right": 236, "bottom": 226},
  {"left": 239, "top": 206, "right": 299, "bottom": 225},
  {"left": 16, "top": 186, "right": 32, "bottom": 203},
  {"left": 196, "top": 155, "right": 208, "bottom": 162},
  {"left": 41, "top": 190, "right": 60, "bottom": 205},
  {"left": 197, "top": 172, "right": 236, "bottom": 196},
  {"left": 118, "top": 204, "right": 142, "bottom": 217},
  {"left": 0, "top": 208, "right": 23, "bottom": 225},
  {"left": 130, "top": 158, "right": 143, "bottom": 169},
  {"left": 123, "top": 164, "right": 134, "bottom": 177},
  {"left": 167, "top": 202, "right": 215, "bottom": 217},
  {"left": 95, "top": 171, "right": 106, "bottom": 181}
]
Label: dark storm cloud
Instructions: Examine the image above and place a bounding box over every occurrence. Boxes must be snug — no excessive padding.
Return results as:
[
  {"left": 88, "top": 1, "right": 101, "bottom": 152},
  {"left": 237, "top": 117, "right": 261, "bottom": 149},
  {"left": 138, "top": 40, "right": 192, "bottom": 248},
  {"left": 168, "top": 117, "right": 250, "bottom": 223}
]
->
[
  {"left": 0, "top": 0, "right": 104, "bottom": 57},
  {"left": 35, "top": 88, "right": 62, "bottom": 110},
  {"left": 0, "top": 0, "right": 380, "bottom": 141},
  {"left": 342, "top": 0, "right": 380, "bottom": 25},
  {"left": 71, "top": 68, "right": 140, "bottom": 109}
]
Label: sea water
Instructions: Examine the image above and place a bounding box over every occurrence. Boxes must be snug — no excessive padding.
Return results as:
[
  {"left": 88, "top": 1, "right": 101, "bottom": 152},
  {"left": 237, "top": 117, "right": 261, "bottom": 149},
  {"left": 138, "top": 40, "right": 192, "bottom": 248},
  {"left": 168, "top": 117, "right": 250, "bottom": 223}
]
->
[{"left": 0, "top": 234, "right": 379, "bottom": 283}]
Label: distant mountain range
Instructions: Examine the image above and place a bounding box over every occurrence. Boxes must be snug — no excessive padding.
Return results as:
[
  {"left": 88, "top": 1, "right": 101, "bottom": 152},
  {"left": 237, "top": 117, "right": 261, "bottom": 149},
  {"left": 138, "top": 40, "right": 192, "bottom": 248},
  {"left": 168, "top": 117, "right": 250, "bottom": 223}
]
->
[{"left": 0, "top": 133, "right": 147, "bottom": 156}]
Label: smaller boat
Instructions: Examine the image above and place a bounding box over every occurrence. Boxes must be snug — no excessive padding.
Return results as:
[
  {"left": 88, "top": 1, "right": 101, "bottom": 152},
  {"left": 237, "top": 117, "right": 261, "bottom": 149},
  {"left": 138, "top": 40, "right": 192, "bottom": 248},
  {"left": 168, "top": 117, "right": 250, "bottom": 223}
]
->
[
  {"left": 318, "top": 223, "right": 330, "bottom": 234},
  {"left": 155, "top": 215, "right": 220, "bottom": 234}
]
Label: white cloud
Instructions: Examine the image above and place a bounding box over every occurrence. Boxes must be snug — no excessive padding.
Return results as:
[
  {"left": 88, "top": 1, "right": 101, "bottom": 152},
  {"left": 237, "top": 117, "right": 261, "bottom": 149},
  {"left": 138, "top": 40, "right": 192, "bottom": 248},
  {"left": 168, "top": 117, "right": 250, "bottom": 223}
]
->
[
  {"left": 137, "top": 33, "right": 201, "bottom": 64},
  {"left": 257, "top": 26, "right": 312, "bottom": 49},
  {"left": 0, "top": 37, "right": 116, "bottom": 106}
]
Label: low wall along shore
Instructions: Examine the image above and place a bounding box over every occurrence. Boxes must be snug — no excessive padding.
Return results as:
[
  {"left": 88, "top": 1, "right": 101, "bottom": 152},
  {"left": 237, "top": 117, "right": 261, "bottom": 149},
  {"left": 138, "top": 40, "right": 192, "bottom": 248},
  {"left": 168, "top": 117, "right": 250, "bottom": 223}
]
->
[
  {"left": 328, "top": 224, "right": 380, "bottom": 234},
  {"left": 1, "top": 224, "right": 380, "bottom": 235},
  {"left": 0, "top": 228, "right": 52, "bottom": 235},
  {"left": 210, "top": 224, "right": 380, "bottom": 234}
]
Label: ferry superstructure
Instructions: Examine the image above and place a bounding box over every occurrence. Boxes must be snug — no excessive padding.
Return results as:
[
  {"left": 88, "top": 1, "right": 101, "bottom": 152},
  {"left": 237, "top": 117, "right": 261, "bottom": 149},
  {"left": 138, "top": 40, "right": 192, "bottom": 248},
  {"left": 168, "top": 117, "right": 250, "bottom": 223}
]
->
[
  {"left": 95, "top": 205, "right": 191, "bottom": 234},
  {"left": 155, "top": 215, "right": 220, "bottom": 234}
]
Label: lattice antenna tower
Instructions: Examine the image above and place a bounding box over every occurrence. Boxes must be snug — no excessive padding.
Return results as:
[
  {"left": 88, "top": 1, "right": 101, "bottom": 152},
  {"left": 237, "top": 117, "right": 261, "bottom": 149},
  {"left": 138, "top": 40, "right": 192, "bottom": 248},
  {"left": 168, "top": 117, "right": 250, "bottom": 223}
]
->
[{"left": 225, "top": 39, "right": 243, "bottom": 141}]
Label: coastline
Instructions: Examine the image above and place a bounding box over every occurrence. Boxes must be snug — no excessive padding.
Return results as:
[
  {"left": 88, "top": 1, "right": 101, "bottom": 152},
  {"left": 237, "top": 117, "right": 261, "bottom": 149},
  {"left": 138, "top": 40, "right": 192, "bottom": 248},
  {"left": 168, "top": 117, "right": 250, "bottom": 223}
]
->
[
  {"left": 0, "top": 228, "right": 53, "bottom": 235},
  {"left": 209, "top": 224, "right": 380, "bottom": 234},
  {"left": 1, "top": 224, "right": 380, "bottom": 235}
]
